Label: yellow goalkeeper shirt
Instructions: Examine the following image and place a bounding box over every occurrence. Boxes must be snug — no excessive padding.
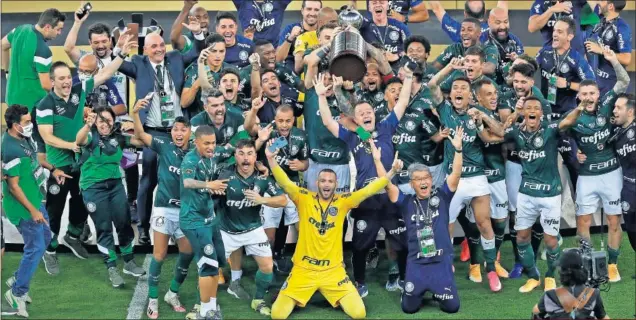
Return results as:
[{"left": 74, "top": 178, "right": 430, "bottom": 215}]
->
[{"left": 271, "top": 166, "right": 388, "bottom": 271}]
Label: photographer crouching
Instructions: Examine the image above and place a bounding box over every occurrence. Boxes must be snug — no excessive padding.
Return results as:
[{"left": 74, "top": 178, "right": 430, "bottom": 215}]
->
[{"left": 532, "top": 249, "right": 609, "bottom": 319}]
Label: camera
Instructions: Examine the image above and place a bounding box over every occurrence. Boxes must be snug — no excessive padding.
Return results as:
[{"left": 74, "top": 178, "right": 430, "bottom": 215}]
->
[{"left": 573, "top": 238, "right": 609, "bottom": 288}]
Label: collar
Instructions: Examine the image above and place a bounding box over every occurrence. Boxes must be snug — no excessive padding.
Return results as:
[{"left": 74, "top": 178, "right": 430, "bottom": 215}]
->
[{"left": 150, "top": 60, "right": 165, "bottom": 70}]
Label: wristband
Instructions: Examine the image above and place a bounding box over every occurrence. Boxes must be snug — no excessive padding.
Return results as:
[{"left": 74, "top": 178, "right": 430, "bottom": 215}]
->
[
  {"left": 566, "top": 80, "right": 571, "bottom": 89},
  {"left": 455, "top": 149, "right": 462, "bottom": 153},
  {"left": 286, "top": 38, "right": 294, "bottom": 44},
  {"left": 51, "top": 165, "right": 57, "bottom": 172},
  {"left": 405, "top": 15, "right": 409, "bottom": 23}
]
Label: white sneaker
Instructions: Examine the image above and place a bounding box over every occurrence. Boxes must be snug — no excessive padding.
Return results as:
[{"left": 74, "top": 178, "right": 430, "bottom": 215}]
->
[
  {"left": 164, "top": 290, "right": 186, "bottom": 312},
  {"left": 5, "top": 276, "right": 32, "bottom": 303},
  {"left": 4, "top": 289, "right": 28, "bottom": 318},
  {"left": 147, "top": 298, "right": 159, "bottom": 319}
]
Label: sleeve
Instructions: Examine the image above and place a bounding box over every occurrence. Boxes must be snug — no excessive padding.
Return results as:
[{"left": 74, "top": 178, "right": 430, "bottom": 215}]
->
[
  {"left": 439, "top": 74, "right": 453, "bottom": 93},
  {"left": 106, "top": 80, "right": 125, "bottom": 106},
  {"left": 297, "top": 132, "right": 309, "bottom": 161},
  {"left": 265, "top": 177, "right": 284, "bottom": 196},
  {"left": 530, "top": 0, "right": 545, "bottom": 16},
  {"left": 337, "top": 124, "right": 355, "bottom": 147},
  {"left": 232, "top": 0, "right": 243, "bottom": 9},
  {"left": 344, "top": 177, "right": 389, "bottom": 210},
  {"left": 441, "top": 13, "right": 461, "bottom": 43},
  {"left": 599, "top": 90, "right": 618, "bottom": 117},
  {"left": 6, "top": 28, "right": 15, "bottom": 44},
  {"left": 86, "top": 131, "right": 94, "bottom": 146},
  {"left": 2, "top": 154, "right": 22, "bottom": 178},
  {"left": 420, "top": 113, "right": 439, "bottom": 137},
  {"left": 503, "top": 125, "right": 518, "bottom": 142},
  {"left": 592, "top": 290, "right": 607, "bottom": 319},
  {"left": 394, "top": 191, "right": 405, "bottom": 206},
  {"left": 411, "top": 0, "right": 423, "bottom": 7},
  {"left": 382, "top": 111, "right": 400, "bottom": 132},
  {"left": 498, "top": 91, "right": 513, "bottom": 110},
  {"left": 82, "top": 77, "right": 95, "bottom": 95},
  {"left": 184, "top": 64, "right": 198, "bottom": 88},
  {"left": 617, "top": 21, "right": 633, "bottom": 53},
  {"left": 293, "top": 33, "right": 308, "bottom": 55},
  {"left": 511, "top": 34, "right": 525, "bottom": 54},
  {"left": 399, "top": 21, "right": 411, "bottom": 38},
  {"left": 434, "top": 45, "right": 454, "bottom": 68},
  {"left": 576, "top": 54, "right": 595, "bottom": 80},
  {"left": 484, "top": 45, "right": 500, "bottom": 66},
  {"left": 35, "top": 98, "right": 54, "bottom": 125},
  {"left": 149, "top": 135, "right": 166, "bottom": 153},
  {"left": 271, "top": 165, "right": 300, "bottom": 203},
  {"left": 181, "top": 157, "right": 198, "bottom": 181},
  {"left": 278, "top": 24, "right": 293, "bottom": 47},
  {"left": 276, "top": 64, "right": 301, "bottom": 89},
  {"left": 34, "top": 43, "right": 53, "bottom": 73},
  {"left": 180, "top": 34, "right": 194, "bottom": 54}
]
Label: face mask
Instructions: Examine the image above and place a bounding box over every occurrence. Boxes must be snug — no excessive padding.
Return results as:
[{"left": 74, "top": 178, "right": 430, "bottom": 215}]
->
[
  {"left": 19, "top": 123, "right": 34, "bottom": 138},
  {"left": 78, "top": 72, "right": 92, "bottom": 82}
]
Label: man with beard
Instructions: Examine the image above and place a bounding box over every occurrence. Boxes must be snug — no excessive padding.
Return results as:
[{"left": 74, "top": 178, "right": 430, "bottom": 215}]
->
[
  {"left": 585, "top": 0, "right": 632, "bottom": 95},
  {"left": 429, "top": 0, "right": 506, "bottom": 42},
  {"left": 483, "top": 7, "right": 525, "bottom": 86},
  {"left": 359, "top": 0, "right": 430, "bottom": 24},
  {"left": 317, "top": 66, "right": 413, "bottom": 297},
  {"left": 428, "top": 59, "right": 504, "bottom": 292},
  {"left": 529, "top": 0, "right": 588, "bottom": 55},
  {"left": 293, "top": 7, "right": 338, "bottom": 73},
  {"left": 438, "top": 47, "right": 495, "bottom": 95},
  {"left": 353, "top": 62, "right": 390, "bottom": 113},
  {"left": 359, "top": 0, "right": 411, "bottom": 68},
  {"left": 249, "top": 70, "right": 302, "bottom": 124},
  {"left": 170, "top": 1, "right": 211, "bottom": 53},
  {"left": 215, "top": 140, "right": 287, "bottom": 316},
  {"left": 36, "top": 35, "right": 134, "bottom": 274},
  {"left": 479, "top": 97, "right": 584, "bottom": 293},
  {"left": 233, "top": 0, "right": 293, "bottom": 44},
  {"left": 433, "top": 18, "right": 498, "bottom": 77},
  {"left": 610, "top": 93, "right": 636, "bottom": 279},
  {"left": 276, "top": 0, "right": 321, "bottom": 71},
  {"left": 399, "top": 36, "right": 437, "bottom": 84},
  {"left": 569, "top": 49, "right": 629, "bottom": 283},
  {"left": 215, "top": 12, "right": 255, "bottom": 68},
  {"left": 191, "top": 89, "right": 246, "bottom": 148}
]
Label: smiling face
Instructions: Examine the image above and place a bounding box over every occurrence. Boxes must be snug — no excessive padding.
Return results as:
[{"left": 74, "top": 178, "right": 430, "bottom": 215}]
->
[
  {"left": 512, "top": 72, "right": 534, "bottom": 98},
  {"left": 207, "top": 42, "right": 226, "bottom": 68},
  {"left": 450, "top": 80, "right": 471, "bottom": 110},
  {"left": 302, "top": 0, "right": 321, "bottom": 27},
  {"left": 195, "top": 133, "right": 216, "bottom": 158},
  {"left": 235, "top": 145, "right": 257, "bottom": 174},
  {"left": 477, "top": 82, "right": 498, "bottom": 111},
  {"left": 363, "top": 68, "right": 382, "bottom": 91},
  {"left": 578, "top": 84, "right": 600, "bottom": 112},
  {"left": 96, "top": 110, "right": 115, "bottom": 136},
  {"left": 90, "top": 32, "right": 111, "bottom": 58},
  {"left": 205, "top": 95, "right": 226, "bottom": 125},
  {"left": 370, "top": 0, "right": 389, "bottom": 19},
  {"left": 220, "top": 73, "right": 239, "bottom": 101},
  {"left": 460, "top": 21, "right": 480, "bottom": 48},
  {"left": 552, "top": 20, "right": 573, "bottom": 50},
  {"left": 52, "top": 66, "right": 73, "bottom": 98},
  {"left": 216, "top": 18, "right": 237, "bottom": 46},
  {"left": 275, "top": 108, "right": 295, "bottom": 137},
  {"left": 144, "top": 33, "right": 166, "bottom": 64},
  {"left": 488, "top": 8, "right": 510, "bottom": 41},
  {"left": 463, "top": 54, "right": 483, "bottom": 80},
  {"left": 354, "top": 103, "right": 376, "bottom": 132},
  {"left": 316, "top": 170, "right": 337, "bottom": 200},
  {"left": 410, "top": 169, "right": 433, "bottom": 199},
  {"left": 262, "top": 72, "right": 281, "bottom": 98},
  {"left": 191, "top": 7, "right": 210, "bottom": 31},
  {"left": 612, "top": 97, "right": 634, "bottom": 127},
  {"left": 257, "top": 43, "right": 276, "bottom": 69},
  {"left": 524, "top": 99, "right": 544, "bottom": 131},
  {"left": 406, "top": 42, "right": 428, "bottom": 64},
  {"left": 171, "top": 122, "right": 191, "bottom": 148}
]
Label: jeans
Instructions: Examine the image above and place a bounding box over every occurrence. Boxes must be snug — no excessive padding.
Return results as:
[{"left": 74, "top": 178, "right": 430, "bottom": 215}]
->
[{"left": 12, "top": 204, "right": 51, "bottom": 297}]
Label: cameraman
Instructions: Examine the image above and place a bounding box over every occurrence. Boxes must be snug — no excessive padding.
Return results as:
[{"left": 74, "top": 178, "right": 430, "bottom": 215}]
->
[{"left": 532, "top": 250, "right": 609, "bottom": 319}]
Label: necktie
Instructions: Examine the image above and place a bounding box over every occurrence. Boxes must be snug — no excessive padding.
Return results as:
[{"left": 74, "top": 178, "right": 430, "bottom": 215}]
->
[{"left": 156, "top": 65, "right": 164, "bottom": 86}]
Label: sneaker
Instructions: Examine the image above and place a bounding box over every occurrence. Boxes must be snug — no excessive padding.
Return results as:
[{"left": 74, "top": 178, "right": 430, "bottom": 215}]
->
[
  {"left": 227, "top": 280, "right": 251, "bottom": 300},
  {"left": 487, "top": 271, "right": 502, "bottom": 292},
  {"left": 385, "top": 274, "right": 400, "bottom": 292},
  {"left": 4, "top": 289, "right": 28, "bottom": 318},
  {"left": 185, "top": 304, "right": 200, "bottom": 320},
  {"left": 1, "top": 305, "right": 18, "bottom": 316},
  {"left": 42, "top": 251, "right": 60, "bottom": 275},
  {"left": 147, "top": 298, "right": 159, "bottom": 319},
  {"left": 355, "top": 282, "right": 368, "bottom": 298},
  {"left": 197, "top": 308, "right": 223, "bottom": 320},
  {"left": 468, "top": 264, "right": 482, "bottom": 283},
  {"left": 164, "top": 290, "right": 186, "bottom": 312},
  {"left": 519, "top": 278, "right": 541, "bottom": 293},
  {"left": 123, "top": 260, "right": 146, "bottom": 277},
  {"left": 138, "top": 229, "right": 151, "bottom": 246},
  {"left": 60, "top": 234, "right": 89, "bottom": 259},
  {"left": 80, "top": 223, "right": 92, "bottom": 244},
  {"left": 218, "top": 268, "right": 226, "bottom": 285},
  {"left": 108, "top": 267, "right": 125, "bottom": 288},
  {"left": 397, "top": 280, "right": 405, "bottom": 292},
  {"left": 366, "top": 246, "right": 380, "bottom": 269},
  {"left": 460, "top": 239, "right": 470, "bottom": 262},
  {"left": 494, "top": 261, "right": 509, "bottom": 278},
  {"left": 251, "top": 299, "right": 271, "bottom": 316},
  {"left": 5, "top": 277, "right": 31, "bottom": 303},
  {"left": 608, "top": 264, "right": 621, "bottom": 282},
  {"left": 509, "top": 263, "right": 524, "bottom": 279},
  {"left": 544, "top": 277, "right": 556, "bottom": 291}
]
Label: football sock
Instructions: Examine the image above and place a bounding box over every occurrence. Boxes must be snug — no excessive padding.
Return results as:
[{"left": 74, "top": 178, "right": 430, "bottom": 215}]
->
[
  {"left": 509, "top": 212, "right": 521, "bottom": 264},
  {"left": 545, "top": 244, "right": 561, "bottom": 278},
  {"left": 531, "top": 222, "right": 544, "bottom": 260},
  {"left": 481, "top": 236, "right": 496, "bottom": 272},
  {"left": 493, "top": 219, "right": 507, "bottom": 255},
  {"left": 148, "top": 257, "right": 163, "bottom": 299},
  {"left": 254, "top": 270, "right": 273, "bottom": 300},
  {"left": 170, "top": 252, "right": 193, "bottom": 293},
  {"left": 231, "top": 269, "right": 243, "bottom": 282},
  {"left": 607, "top": 245, "right": 620, "bottom": 264},
  {"left": 518, "top": 242, "right": 539, "bottom": 280}
]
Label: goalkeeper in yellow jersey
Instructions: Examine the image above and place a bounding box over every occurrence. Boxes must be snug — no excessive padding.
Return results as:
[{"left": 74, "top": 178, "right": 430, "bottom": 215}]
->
[{"left": 264, "top": 139, "right": 400, "bottom": 319}]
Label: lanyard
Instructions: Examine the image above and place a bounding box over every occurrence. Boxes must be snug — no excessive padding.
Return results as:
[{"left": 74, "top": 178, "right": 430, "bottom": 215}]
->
[
  {"left": 521, "top": 126, "right": 543, "bottom": 148},
  {"left": 151, "top": 64, "right": 174, "bottom": 93},
  {"left": 252, "top": 0, "right": 268, "bottom": 20},
  {"left": 314, "top": 196, "right": 335, "bottom": 235},
  {"left": 372, "top": 23, "right": 390, "bottom": 47},
  {"left": 413, "top": 196, "right": 432, "bottom": 228},
  {"left": 552, "top": 48, "right": 571, "bottom": 75},
  {"left": 235, "top": 168, "right": 256, "bottom": 189}
]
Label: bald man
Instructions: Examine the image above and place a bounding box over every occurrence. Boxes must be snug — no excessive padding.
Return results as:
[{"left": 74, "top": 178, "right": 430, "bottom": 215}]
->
[
  {"left": 75, "top": 54, "right": 126, "bottom": 114},
  {"left": 429, "top": 0, "right": 509, "bottom": 43},
  {"left": 118, "top": 30, "right": 205, "bottom": 245},
  {"left": 483, "top": 7, "right": 525, "bottom": 86},
  {"left": 292, "top": 7, "right": 338, "bottom": 73},
  {"left": 170, "top": 1, "right": 211, "bottom": 52}
]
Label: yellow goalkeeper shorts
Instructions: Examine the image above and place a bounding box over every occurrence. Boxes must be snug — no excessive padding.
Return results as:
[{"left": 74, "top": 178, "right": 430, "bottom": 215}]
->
[{"left": 279, "top": 265, "right": 358, "bottom": 308}]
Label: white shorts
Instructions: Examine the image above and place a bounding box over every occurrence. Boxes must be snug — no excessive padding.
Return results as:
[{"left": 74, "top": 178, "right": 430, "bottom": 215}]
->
[
  {"left": 467, "top": 180, "right": 508, "bottom": 222},
  {"left": 262, "top": 194, "right": 299, "bottom": 229},
  {"left": 505, "top": 161, "right": 522, "bottom": 212},
  {"left": 220, "top": 227, "right": 272, "bottom": 259},
  {"left": 429, "top": 164, "right": 445, "bottom": 189},
  {"left": 449, "top": 175, "right": 490, "bottom": 223},
  {"left": 575, "top": 168, "right": 623, "bottom": 216},
  {"left": 516, "top": 193, "right": 561, "bottom": 236},
  {"left": 151, "top": 207, "right": 185, "bottom": 239},
  {"left": 304, "top": 159, "right": 351, "bottom": 193}
]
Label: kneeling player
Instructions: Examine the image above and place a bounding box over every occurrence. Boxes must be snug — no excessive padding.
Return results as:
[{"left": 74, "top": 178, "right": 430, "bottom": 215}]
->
[
  {"left": 266, "top": 139, "right": 399, "bottom": 319},
  {"left": 384, "top": 127, "right": 463, "bottom": 314}
]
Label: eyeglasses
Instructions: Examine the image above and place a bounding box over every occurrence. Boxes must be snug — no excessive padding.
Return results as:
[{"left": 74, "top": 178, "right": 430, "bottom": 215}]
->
[{"left": 411, "top": 177, "right": 429, "bottom": 182}]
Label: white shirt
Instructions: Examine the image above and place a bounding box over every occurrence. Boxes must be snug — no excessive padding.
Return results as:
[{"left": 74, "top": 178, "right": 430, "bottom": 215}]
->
[{"left": 146, "top": 60, "right": 182, "bottom": 128}]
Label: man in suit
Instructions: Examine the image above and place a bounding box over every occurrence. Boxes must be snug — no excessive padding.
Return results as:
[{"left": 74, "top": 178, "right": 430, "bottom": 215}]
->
[{"left": 118, "top": 31, "right": 205, "bottom": 244}]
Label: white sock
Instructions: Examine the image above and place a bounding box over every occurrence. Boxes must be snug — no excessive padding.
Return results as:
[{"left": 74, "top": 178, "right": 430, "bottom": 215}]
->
[
  {"left": 200, "top": 299, "right": 217, "bottom": 316},
  {"left": 231, "top": 269, "right": 243, "bottom": 282}
]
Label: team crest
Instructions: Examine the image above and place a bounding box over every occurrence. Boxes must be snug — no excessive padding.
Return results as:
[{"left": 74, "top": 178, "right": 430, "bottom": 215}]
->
[
  {"left": 372, "top": 131, "right": 378, "bottom": 139},
  {"left": 389, "top": 31, "right": 399, "bottom": 41},
  {"left": 327, "top": 206, "right": 338, "bottom": 216},
  {"left": 597, "top": 143, "right": 604, "bottom": 151},
  {"left": 404, "top": 282, "right": 415, "bottom": 293},
  {"left": 533, "top": 136, "right": 544, "bottom": 148},
  {"left": 49, "top": 184, "right": 60, "bottom": 195},
  {"left": 225, "top": 127, "right": 234, "bottom": 137},
  {"left": 430, "top": 196, "right": 440, "bottom": 207},
  {"left": 239, "top": 50, "right": 249, "bottom": 61},
  {"left": 466, "top": 119, "right": 476, "bottom": 130},
  {"left": 405, "top": 120, "right": 416, "bottom": 131},
  {"left": 627, "top": 129, "right": 635, "bottom": 140},
  {"left": 204, "top": 244, "right": 214, "bottom": 255},
  {"left": 155, "top": 216, "right": 165, "bottom": 228},
  {"left": 71, "top": 94, "right": 80, "bottom": 105},
  {"left": 264, "top": 2, "right": 274, "bottom": 12},
  {"left": 596, "top": 116, "right": 606, "bottom": 127},
  {"left": 374, "top": 91, "right": 384, "bottom": 102},
  {"left": 109, "top": 139, "right": 118, "bottom": 147},
  {"left": 622, "top": 201, "right": 630, "bottom": 212},
  {"left": 560, "top": 63, "right": 570, "bottom": 74},
  {"left": 86, "top": 202, "right": 97, "bottom": 213},
  {"left": 356, "top": 220, "right": 367, "bottom": 231},
  {"left": 604, "top": 29, "right": 614, "bottom": 41},
  {"left": 290, "top": 144, "right": 299, "bottom": 156}
]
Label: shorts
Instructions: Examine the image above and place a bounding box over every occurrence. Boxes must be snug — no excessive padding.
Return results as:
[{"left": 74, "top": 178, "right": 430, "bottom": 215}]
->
[
  {"left": 449, "top": 175, "right": 490, "bottom": 224},
  {"left": 262, "top": 194, "right": 299, "bottom": 229},
  {"left": 151, "top": 207, "right": 185, "bottom": 239},
  {"left": 279, "top": 265, "right": 358, "bottom": 308},
  {"left": 183, "top": 227, "right": 220, "bottom": 277},
  {"left": 466, "top": 180, "right": 508, "bottom": 222},
  {"left": 220, "top": 227, "right": 272, "bottom": 259},
  {"left": 576, "top": 168, "right": 623, "bottom": 216},
  {"left": 621, "top": 180, "right": 636, "bottom": 232},
  {"left": 516, "top": 193, "right": 561, "bottom": 236},
  {"left": 505, "top": 161, "right": 522, "bottom": 211},
  {"left": 401, "top": 256, "right": 460, "bottom": 314},
  {"left": 304, "top": 159, "right": 351, "bottom": 193}
]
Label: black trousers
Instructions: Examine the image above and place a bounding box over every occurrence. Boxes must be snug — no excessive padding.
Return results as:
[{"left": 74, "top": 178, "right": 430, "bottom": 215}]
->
[{"left": 45, "top": 166, "right": 88, "bottom": 251}]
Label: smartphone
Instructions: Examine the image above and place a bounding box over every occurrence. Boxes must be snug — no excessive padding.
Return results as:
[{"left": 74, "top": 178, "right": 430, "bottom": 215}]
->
[
  {"left": 356, "top": 126, "right": 372, "bottom": 141},
  {"left": 268, "top": 136, "right": 288, "bottom": 152},
  {"left": 144, "top": 92, "right": 155, "bottom": 100},
  {"left": 77, "top": 2, "right": 92, "bottom": 20},
  {"left": 127, "top": 23, "right": 139, "bottom": 37}
]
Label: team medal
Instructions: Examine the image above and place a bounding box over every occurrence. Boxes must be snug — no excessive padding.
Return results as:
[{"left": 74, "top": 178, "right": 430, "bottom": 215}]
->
[{"left": 160, "top": 89, "right": 175, "bottom": 127}]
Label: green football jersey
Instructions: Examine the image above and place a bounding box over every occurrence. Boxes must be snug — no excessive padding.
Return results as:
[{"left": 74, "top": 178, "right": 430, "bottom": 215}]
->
[
  {"left": 179, "top": 149, "right": 220, "bottom": 230},
  {"left": 1, "top": 134, "right": 45, "bottom": 225},
  {"left": 190, "top": 110, "right": 245, "bottom": 146},
  {"left": 184, "top": 62, "right": 235, "bottom": 111},
  {"left": 257, "top": 125, "right": 308, "bottom": 184},
  {"left": 238, "top": 62, "right": 300, "bottom": 100},
  {"left": 437, "top": 101, "right": 487, "bottom": 178},
  {"left": 150, "top": 136, "right": 191, "bottom": 208},
  {"left": 216, "top": 165, "right": 284, "bottom": 233},
  {"left": 434, "top": 43, "right": 499, "bottom": 70},
  {"left": 440, "top": 71, "right": 496, "bottom": 94},
  {"left": 6, "top": 25, "right": 52, "bottom": 110},
  {"left": 303, "top": 89, "right": 349, "bottom": 165},
  {"left": 569, "top": 90, "right": 620, "bottom": 176},
  {"left": 409, "top": 85, "right": 435, "bottom": 110},
  {"left": 354, "top": 86, "right": 385, "bottom": 110},
  {"left": 478, "top": 106, "right": 505, "bottom": 183},
  {"left": 498, "top": 86, "right": 552, "bottom": 116},
  {"left": 504, "top": 120, "right": 563, "bottom": 197},
  {"left": 36, "top": 78, "right": 94, "bottom": 168},
  {"left": 79, "top": 130, "right": 130, "bottom": 190}
]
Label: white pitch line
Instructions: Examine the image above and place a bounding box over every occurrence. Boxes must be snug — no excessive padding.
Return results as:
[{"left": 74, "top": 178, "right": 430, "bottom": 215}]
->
[{"left": 126, "top": 254, "right": 151, "bottom": 320}]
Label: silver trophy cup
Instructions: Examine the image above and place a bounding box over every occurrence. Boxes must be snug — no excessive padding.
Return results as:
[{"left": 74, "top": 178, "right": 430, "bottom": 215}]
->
[{"left": 329, "top": 7, "right": 367, "bottom": 82}]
